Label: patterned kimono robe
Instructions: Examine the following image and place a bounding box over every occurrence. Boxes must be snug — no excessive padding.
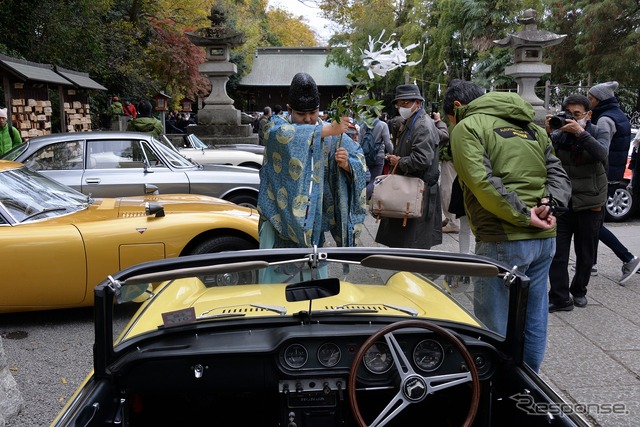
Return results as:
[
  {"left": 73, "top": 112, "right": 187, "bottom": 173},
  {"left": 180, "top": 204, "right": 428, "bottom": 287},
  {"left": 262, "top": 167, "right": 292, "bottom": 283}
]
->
[{"left": 258, "top": 116, "right": 368, "bottom": 252}]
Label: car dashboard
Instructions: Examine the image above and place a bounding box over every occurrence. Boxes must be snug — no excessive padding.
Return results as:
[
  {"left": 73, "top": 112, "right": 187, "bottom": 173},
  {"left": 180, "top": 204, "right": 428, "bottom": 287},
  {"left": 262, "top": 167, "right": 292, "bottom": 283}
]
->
[{"left": 106, "top": 321, "right": 499, "bottom": 426}]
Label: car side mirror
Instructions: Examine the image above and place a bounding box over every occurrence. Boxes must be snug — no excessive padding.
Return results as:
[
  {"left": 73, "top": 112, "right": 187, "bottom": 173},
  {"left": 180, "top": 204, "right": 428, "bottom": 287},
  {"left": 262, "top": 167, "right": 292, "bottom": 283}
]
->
[{"left": 145, "top": 201, "right": 165, "bottom": 217}]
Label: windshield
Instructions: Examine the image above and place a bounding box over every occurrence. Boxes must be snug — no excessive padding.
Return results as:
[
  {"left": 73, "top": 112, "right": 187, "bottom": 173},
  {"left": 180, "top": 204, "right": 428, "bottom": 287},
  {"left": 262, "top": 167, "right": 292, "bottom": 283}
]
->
[
  {"left": 1, "top": 142, "right": 29, "bottom": 161},
  {"left": 0, "top": 165, "right": 89, "bottom": 223},
  {"left": 112, "top": 249, "right": 517, "bottom": 344},
  {"left": 150, "top": 137, "right": 197, "bottom": 168},
  {"left": 187, "top": 134, "right": 208, "bottom": 149}
]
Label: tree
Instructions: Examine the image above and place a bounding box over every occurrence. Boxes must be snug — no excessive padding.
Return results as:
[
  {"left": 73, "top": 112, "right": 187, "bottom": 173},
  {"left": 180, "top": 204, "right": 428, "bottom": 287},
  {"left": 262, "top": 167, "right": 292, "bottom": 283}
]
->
[{"left": 266, "top": 8, "right": 318, "bottom": 46}]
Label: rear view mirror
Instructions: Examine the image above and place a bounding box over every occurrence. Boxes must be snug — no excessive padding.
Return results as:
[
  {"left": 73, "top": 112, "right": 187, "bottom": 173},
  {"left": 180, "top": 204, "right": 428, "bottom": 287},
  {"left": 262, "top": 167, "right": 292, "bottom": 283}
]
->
[{"left": 285, "top": 278, "right": 340, "bottom": 302}]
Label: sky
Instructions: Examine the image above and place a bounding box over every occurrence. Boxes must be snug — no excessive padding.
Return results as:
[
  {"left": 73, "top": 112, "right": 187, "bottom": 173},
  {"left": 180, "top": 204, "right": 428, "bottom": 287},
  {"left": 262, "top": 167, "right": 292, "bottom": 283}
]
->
[{"left": 267, "top": 0, "right": 334, "bottom": 45}]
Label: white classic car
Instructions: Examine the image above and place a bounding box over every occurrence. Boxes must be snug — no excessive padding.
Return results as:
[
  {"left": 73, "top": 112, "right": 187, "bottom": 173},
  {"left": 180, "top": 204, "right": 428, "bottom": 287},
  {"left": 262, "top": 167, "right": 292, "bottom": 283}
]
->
[{"left": 168, "top": 134, "right": 264, "bottom": 169}]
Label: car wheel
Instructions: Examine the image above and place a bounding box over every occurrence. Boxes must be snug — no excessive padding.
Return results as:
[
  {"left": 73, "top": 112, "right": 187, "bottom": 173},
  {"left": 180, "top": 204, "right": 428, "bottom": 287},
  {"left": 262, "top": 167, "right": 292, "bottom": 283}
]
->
[
  {"left": 226, "top": 193, "right": 258, "bottom": 209},
  {"left": 189, "top": 236, "right": 257, "bottom": 255},
  {"left": 190, "top": 236, "right": 258, "bottom": 286},
  {"left": 605, "top": 184, "right": 635, "bottom": 222}
]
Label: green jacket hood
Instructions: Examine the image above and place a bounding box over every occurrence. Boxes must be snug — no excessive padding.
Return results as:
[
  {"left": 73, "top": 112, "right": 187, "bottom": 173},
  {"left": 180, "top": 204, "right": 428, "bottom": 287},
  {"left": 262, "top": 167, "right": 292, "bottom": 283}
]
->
[{"left": 457, "top": 92, "right": 535, "bottom": 125}]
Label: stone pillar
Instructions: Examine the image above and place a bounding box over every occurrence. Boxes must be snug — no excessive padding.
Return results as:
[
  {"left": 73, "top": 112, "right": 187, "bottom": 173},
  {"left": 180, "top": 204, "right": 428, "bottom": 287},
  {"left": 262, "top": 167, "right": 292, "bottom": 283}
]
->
[
  {"left": 185, "top": 4, "right": 258, "bottom": 145},
  {"left": 0, "top": 338, "right": 24, "bottom": 426},
  {"left": 494, "top": 9, "right": 566, "bottom": 125}
]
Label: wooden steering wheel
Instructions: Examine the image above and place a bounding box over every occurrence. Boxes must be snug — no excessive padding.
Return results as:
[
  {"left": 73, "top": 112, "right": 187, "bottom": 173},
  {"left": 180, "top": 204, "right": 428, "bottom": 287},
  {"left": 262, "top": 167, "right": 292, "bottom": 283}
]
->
[{"left": 348, "top": 320, "right": 480, "bottom": 426}]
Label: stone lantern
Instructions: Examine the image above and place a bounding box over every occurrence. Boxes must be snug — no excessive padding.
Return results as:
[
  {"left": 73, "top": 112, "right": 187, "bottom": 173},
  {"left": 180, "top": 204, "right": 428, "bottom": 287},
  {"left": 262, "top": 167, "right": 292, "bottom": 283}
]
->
[
  {"left": 494, "top": 9, "right": 566, "bottom": 123},
  {"left": 186, "top": 4, "right": 256, "bottom": 144}
]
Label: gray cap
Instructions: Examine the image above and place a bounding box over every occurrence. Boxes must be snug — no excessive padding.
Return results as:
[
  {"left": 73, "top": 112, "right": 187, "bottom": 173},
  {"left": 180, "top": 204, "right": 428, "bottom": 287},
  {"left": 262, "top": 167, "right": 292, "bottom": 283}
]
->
[
  {"left": 392, "top": 84, "right": 424, "bottom": 103},
  {"left": 289, "top": 73, "right": 320, "bottom": 112},
  {"left": 588, "top": 81, "right": 618, "bottom": 101}
]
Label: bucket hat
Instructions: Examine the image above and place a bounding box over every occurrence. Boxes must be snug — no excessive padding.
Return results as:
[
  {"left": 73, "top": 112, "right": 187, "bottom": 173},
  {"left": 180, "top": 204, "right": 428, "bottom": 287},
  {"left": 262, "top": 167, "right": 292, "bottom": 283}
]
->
[{"left": 392, "top": 84, "right": 424, "bottom": 103}]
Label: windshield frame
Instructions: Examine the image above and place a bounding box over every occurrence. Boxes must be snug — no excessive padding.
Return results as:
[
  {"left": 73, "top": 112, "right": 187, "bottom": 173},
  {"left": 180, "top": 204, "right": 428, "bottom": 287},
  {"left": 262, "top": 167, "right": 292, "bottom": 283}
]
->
[{"left": 93, "top": 247, "right": 528, "bottom": 377}]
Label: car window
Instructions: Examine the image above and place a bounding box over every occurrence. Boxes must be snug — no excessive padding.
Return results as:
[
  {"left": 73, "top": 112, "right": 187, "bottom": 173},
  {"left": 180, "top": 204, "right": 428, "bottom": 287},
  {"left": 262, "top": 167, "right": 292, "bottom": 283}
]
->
[
  {"left": 24, "top": 140, "right": 84, "bottom": 171},
  {"left": 87, "top": 139, "right": 151, "bottom": 169}
]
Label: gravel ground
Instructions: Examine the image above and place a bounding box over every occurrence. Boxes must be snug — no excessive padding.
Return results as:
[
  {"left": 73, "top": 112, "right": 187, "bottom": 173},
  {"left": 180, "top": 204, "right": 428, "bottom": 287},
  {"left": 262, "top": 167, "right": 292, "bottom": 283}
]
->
[{"left": 1, "top": 305, "right": 137, "bottom": 426}]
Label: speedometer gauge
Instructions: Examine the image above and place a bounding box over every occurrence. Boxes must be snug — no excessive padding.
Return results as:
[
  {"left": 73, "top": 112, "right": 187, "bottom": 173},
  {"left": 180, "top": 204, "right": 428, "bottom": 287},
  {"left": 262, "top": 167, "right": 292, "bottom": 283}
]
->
[
  {"left": 413, "top": 339, "right": 444, "bottom": 372},
  {"left": 284, "top": 343, "right": 308, "bottom": 369},
  {"left": 317, "top": 342, "right": 341, "bottom": 368},
  {"left": 364, "top": 341, "right": 394, "bottom": 374}
]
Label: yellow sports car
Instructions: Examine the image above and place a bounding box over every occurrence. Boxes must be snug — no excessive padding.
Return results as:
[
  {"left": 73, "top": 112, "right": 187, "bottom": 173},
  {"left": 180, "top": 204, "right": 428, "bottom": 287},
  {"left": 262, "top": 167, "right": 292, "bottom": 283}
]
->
[
  {"left": 52, "top": 247, "right": 589, "bottom": 427},
  {"left": 0, "top": 160, "right": 258, "bottom": 313}
]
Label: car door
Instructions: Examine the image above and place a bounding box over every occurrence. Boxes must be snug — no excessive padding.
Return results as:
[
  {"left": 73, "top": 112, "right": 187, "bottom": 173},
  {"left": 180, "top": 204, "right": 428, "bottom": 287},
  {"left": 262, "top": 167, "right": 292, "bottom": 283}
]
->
[
  {"left": 0, "top": 222, "right": 87, "bottom": 309},
  {"left": 83, "top": 138, "right": 190, "bottom": 197},
  {"left": 20, "top": 139, "right": 87, "bottom": 191}
]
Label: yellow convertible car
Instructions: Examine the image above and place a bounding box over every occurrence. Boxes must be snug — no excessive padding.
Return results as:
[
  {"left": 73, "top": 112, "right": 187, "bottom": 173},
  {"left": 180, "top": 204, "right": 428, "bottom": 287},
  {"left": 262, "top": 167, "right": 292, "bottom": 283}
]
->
[
  {"left": 0, "top": 160, "right": 258, "bottom": 313},
  {"left": 52, "top": 247, "right": 589, "bottom": 427}
]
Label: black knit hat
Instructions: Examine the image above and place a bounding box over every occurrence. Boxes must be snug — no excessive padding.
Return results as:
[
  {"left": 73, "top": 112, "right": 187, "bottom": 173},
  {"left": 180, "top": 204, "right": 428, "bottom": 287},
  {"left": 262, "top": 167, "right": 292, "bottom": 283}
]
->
[{"left": 289, "top": 73, "right": 320, "bottom": 112}]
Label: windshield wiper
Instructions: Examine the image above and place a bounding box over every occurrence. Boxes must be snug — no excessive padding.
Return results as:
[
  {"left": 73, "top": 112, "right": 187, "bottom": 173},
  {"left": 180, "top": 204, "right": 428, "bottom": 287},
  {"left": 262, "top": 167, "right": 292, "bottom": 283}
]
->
[
  {"left": 301, "top": 304, "right": 418, "bottom": 317},
  {"left": 21, "top": 207, "right": 68, "bottom": 221}
]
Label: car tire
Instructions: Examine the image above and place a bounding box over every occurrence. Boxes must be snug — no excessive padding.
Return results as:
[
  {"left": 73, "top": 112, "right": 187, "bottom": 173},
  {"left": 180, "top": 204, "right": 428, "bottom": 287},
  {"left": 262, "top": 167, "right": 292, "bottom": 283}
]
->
[
  {"left": 226, "top": 193, "right": 258, "bottom": 209},
  {"left": 189, "top": 235, "right": 257, "bottom": 255},
  {"left": 190, "top": 236, "right": 258, "bottom": 286},
  {"left": 605, "top": 183, "right": 636, "bottom": 222}
]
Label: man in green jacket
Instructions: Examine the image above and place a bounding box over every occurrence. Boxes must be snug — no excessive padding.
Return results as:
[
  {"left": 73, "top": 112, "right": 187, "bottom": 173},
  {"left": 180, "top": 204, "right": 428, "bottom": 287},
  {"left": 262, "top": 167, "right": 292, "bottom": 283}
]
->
[
  {"left": 126, "top": 100, "right": 163, "bottom": 139},
  {"left": 443, "top": 80, "right": 571, "bottom": 372},
  {"left": 0, "top": 108, "right": 22, "bottom": 156}
]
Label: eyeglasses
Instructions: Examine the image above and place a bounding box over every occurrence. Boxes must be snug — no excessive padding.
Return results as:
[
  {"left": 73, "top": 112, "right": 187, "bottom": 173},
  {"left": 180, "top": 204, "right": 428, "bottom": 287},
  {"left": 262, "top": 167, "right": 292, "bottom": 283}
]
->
[{"left": 565, "top": 110, "right": 587, "bottom": 118}]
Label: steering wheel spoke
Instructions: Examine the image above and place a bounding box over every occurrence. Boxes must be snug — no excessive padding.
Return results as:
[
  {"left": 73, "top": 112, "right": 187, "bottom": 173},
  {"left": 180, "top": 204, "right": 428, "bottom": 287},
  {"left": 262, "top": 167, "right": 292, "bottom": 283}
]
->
[
  {"left": 384, "top": 332, "right": 416, "bottom": 378},
  {"left": 369, "top": 392, "right": 411, "bottom": 427},
  {"left": 427, "top": 371, "right": 473, "bottom": 393}
]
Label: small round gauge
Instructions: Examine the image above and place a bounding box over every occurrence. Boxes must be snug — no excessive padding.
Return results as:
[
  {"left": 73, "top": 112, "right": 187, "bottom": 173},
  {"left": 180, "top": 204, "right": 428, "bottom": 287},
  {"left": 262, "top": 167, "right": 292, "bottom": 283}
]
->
[
  {"left": 413, "top": 339, "right": 444, "bottom": 372},
  {"left": 284, "top": 343, "right": 308, "bottom": 369},
  {"left": 317, "top": 342, "right": 341, "bottom": 368},
  {"left": 363, "top": 341, "right": 394, "bottom": 374}
]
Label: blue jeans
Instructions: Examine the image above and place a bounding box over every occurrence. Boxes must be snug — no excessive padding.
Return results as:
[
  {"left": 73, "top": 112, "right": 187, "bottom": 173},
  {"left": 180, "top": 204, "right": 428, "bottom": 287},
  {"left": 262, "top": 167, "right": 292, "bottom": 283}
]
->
[{"left": 474, "top": 238, "right": 556, "bottom": 372}]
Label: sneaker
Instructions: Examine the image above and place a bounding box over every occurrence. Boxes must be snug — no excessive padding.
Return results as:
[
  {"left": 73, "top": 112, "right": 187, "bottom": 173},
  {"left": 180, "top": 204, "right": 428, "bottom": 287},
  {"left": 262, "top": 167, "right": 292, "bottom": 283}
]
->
[
  {"left": 571, "top": 264, "right": 598, "bottom": 276},
  {"left": 619, "top": 256, "right": 640, "bottom": 285},
  {"left": 442, "top": 224, "right": 460, "bottom": 233}
]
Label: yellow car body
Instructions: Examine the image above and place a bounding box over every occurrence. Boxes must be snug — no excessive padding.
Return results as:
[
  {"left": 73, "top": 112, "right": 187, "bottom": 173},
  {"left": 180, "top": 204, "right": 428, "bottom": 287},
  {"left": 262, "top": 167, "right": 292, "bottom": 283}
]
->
[{"left": 0, "top": 160, "right": 258, "bottom": 313}]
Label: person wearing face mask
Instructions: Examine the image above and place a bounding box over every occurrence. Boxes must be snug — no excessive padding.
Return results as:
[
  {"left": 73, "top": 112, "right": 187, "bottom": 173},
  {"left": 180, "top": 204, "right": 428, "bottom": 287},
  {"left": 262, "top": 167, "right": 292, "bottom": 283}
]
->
[
  {"left": 443, "top": 79, "right": 570, "bottom": 372},
  {"left": 375, "top": 84, "right": 442, "bottom": 249},
  {"left": 546, "top": 94, "right": 609, "bottom": 312}
]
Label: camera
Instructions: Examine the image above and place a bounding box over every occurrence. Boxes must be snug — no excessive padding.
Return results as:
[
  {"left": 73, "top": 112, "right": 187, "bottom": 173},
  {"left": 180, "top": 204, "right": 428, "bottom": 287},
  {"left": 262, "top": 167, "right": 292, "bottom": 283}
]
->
[{"left": 549, "top": 111, "right": 573, "bottom": 130}]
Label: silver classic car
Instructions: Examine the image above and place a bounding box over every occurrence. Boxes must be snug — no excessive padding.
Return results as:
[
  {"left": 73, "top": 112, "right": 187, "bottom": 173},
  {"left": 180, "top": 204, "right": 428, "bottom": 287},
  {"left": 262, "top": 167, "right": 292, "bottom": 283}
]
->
[{"left": 2, "top": 131, "right": 260, "bottom": 207}]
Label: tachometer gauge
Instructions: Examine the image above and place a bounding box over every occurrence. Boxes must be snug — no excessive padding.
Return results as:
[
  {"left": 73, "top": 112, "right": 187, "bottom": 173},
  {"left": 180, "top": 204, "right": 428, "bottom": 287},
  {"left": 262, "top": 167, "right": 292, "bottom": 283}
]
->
[
  {"left": 413, "top": 339, "right": 444, "bottom": 372},
  {"left": 284, "top": 343, "right": 308, "bottom": 369},
  {"left": 364, "top": 341, "right": 394, "bottom": 374},
  {"left": 317, "top": 342, "right": 341, "bottom": 368}
]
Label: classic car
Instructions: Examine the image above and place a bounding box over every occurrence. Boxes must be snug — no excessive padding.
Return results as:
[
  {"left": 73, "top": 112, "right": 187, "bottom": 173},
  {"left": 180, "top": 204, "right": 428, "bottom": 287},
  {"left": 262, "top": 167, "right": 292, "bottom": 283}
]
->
[
  {"left": 605, "top": 128, "right": 638, "bottom": 222},
  {"left": 1, "top": 131, "right": 260, "bottom": 208},
  {"left": 52, "top": 246, "right": 588, "bottom": 427},
  {"left": 164, "top": 133, "right": 264, "bottom": 167},
  {"left": 0, "top": 160, "right": 258, "bottom": 313}
]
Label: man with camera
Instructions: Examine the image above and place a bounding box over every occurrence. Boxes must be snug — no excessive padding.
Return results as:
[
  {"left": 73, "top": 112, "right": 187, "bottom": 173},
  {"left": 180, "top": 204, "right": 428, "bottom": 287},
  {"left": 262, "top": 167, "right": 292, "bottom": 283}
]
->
[{"left": 546, "top": 94, "right": 610, "bottom": 312}]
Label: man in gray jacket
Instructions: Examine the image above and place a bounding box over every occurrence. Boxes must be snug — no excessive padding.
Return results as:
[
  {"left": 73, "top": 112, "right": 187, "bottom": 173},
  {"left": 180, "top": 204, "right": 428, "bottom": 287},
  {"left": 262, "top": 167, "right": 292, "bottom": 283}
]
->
[{"left": 375, "top": 84, "right": 442, "bottom": 249}]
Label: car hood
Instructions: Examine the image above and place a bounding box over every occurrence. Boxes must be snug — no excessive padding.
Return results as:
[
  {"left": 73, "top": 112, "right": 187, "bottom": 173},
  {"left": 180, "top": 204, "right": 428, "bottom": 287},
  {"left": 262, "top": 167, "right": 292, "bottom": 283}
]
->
[{"left": 111, "top": 194, "right": 256, "bottom": 216}]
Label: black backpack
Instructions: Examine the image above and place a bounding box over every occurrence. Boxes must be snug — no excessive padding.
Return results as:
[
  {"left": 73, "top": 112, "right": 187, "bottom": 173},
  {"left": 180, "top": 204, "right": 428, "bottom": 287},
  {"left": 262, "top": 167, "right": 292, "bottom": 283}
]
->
[{"left": 361, "top": 119, "right": 379, "bottom": 164}]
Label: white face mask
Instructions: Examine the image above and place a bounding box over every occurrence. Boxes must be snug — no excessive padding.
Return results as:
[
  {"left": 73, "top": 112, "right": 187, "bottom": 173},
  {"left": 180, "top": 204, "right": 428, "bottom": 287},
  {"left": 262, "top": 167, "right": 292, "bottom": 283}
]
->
[
  {"left": 398, "top": 103, "right": 415, "bottom": 120},
  {"left": 577, "top": 118, "right": 587, "bottom": 127}
]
